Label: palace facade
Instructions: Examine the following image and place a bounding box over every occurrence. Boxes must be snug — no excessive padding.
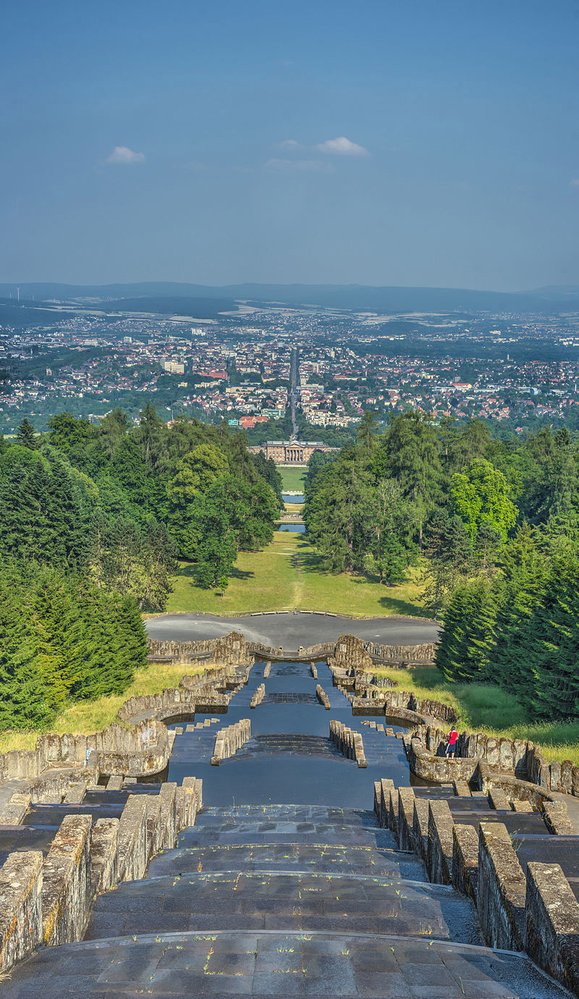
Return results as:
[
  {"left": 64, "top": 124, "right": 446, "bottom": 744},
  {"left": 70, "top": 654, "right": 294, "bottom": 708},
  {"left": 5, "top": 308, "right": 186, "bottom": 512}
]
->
[{"left": 249, "top": 440, "right": 338, "bottom": 465}]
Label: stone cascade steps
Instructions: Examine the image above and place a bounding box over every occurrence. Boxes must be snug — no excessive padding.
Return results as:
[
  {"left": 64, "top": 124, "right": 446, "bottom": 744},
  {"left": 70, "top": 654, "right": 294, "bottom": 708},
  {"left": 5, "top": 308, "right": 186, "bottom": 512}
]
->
[
  {"left": 4, "top": 931, "right": 572, "bottom": 999},
  {"left": 83, "top": 804, "right": 481, "bottom": 946},
  {"left": 234, "top": 734, "right": 344, "bottom": 758},
  {"left": 147, "top": 840, "right": 427, "bottom": 880},
  {"left": 84, "top": 868, "right": 483, "bottom": 944}
]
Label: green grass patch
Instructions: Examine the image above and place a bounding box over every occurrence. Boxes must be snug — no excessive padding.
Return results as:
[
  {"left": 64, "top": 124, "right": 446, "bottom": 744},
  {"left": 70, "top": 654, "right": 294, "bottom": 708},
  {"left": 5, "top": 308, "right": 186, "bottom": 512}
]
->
[
  {"left": 0, "top": 662, "right": 215, "bottom": 753},
  {"left": 278, "top": 466, "right": 306, "bottom": 491},
  {"left": 371, "top": 666, "right": 579, "bottom": 764},
  {"left": 166, "top": 530, "right": 429, "bottom": 618}
]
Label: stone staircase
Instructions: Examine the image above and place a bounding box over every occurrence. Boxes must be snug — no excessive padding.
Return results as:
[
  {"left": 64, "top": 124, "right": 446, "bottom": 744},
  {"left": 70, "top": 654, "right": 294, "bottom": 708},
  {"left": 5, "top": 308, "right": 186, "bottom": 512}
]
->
[{"left": 3, "top": 802, "right": 572, "bottom": 997}]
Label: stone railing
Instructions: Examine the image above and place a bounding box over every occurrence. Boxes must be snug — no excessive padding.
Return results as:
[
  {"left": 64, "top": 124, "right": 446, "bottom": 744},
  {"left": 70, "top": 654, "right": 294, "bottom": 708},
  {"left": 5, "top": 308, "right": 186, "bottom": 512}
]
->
[
  {"left": 310, "top": 663, "right": 318, "bottom": 679},
  {"left": 329, "top": 720, "right": 367, "bottom": 767},
  {"left": 364, "top": 640, "right": 437, "bottom": 664},
  {"left": 250, "top": 684, "right": 265, "bottom": 709},
  {"left": 374, "top": 781, "right": 579, "bottom": 995},
  {"left": 408, "top": 722, "right": 579, "bottom": 798},
  {"left": 263, "top": 662, "right": 271, "bottom": 679},
  {"left": 315, "top": 685, "right": 331, "bottom": 710},
  {"left": 148, "top": 630, "right": 253, "bottom": 667},
  {"left": 0, "top": 777, "right": 203, "bottom": 975},
  {"left": 211, "top": 719, "right": 251, "bottom": 765}
]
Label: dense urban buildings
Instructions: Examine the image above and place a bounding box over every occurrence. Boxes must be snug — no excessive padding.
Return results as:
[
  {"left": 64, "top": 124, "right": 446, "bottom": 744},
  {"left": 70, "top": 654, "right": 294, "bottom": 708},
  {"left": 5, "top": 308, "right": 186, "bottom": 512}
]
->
[{"left": 0, "top": 295, "right": 576, "bottom": 437}]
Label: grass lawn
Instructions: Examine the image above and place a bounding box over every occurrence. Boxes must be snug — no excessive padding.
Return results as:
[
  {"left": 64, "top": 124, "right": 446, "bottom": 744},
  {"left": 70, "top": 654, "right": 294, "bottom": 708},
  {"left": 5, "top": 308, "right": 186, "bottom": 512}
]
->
[
  {"left": 0, "top": 662, "right": 215, "bottom": 754},
  {"left": 278, "top": 466, "right": 306, "bottom": 491},
  {"left": 373, "top": 666, "right": 579, "bottom": 765},
  {"left": 166, "top": 530, "right": 429, "bottom": 618}
]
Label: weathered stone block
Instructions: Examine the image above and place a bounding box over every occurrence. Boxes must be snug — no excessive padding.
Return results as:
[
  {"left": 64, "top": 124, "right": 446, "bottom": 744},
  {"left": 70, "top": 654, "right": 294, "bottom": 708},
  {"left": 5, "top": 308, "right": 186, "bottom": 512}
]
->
[
  {"left": 117, "top": 794, "right": 149, "bottom": 882},
  {"left": 427, "top": 800, "right": 454, "bottom": 884},
  {"left": 477, "top": 821, "right": 526, "bottom": 951},
  {"left": 42, "top": 814, "right": 91, "bottom": 947},
  {"left": 90, "top": 818, "right": 119, "bottom": 897},
  {"left": 542, "top": 800, "right": 573, "bottom": 835},
  {"left": 412, "top": 799, "right": 429, "bottom": 862},
  {"left": 397, "top": 788, "right": 416, "bottom": 851},
  {"left": 452, "top": 823, "right": 478, "bottom": 901},
  {"left": 526, "top": 862, "right": 579, "bottom": 996},
  {"left": 0, "top": 851, "right": 43, "bottom": 972}
]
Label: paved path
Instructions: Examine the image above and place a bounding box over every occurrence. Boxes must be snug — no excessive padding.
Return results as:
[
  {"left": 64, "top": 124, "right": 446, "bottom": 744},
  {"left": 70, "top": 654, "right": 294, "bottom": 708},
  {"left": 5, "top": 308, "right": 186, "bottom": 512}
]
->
[{"left": 146, "top": 611, "right": 439, "bottom": 647}]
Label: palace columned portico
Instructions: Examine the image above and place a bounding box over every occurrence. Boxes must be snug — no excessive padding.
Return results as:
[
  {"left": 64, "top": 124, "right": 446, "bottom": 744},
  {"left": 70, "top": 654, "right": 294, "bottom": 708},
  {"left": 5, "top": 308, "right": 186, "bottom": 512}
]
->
[{"left": 249, "top": 440, "right": 338, "bottom": 465}]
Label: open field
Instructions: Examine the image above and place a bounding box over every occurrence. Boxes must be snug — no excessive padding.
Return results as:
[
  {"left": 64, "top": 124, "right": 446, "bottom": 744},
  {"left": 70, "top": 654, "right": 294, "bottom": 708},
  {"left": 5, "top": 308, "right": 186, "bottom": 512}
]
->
[
  {"left": 278, "top": 466, "right": 306, "bottom": 491},
  {"left": 167, "top": 530, "right": 428, "bottom": 618},
  {"left": 373, "top": 667, "right": 579, "bottom": 765},
  {"left": 0, "top": 662, "right": 214, "bottom": 753}
]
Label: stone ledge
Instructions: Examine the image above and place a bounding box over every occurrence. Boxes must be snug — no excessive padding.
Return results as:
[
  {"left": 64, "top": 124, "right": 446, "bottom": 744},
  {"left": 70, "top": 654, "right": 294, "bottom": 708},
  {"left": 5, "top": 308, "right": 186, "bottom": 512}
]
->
[
  {"left": 477, "top": 821, "right": 526, "bottom": 951},
  {"left": 526, "top": 861, "right": 579, "bottom": 995},
  {"left": 329, "top": 720, "right": 367, "bottom": 767},
  {"left": 0, "top": 851, "right": 43, "bottom": 970},
  {"left": 0, "top": 775, "right": 203, "bottom": 975},
  {"left": 211, "top": 719, "right": 251, "bottom": 765}
]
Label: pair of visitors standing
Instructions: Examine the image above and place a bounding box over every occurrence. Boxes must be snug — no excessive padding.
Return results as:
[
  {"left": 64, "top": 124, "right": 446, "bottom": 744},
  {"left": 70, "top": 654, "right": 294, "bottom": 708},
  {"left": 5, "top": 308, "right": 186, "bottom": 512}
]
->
[{"left": 445, "top": 727, "right": 459, "bottom": 757}]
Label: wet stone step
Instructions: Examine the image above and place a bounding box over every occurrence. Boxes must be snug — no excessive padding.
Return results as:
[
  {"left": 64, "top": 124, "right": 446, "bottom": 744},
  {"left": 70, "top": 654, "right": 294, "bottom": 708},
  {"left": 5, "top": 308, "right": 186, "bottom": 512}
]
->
[
  {"left": 22, "top": 802, "right": 126, "bottom": 826},
  {"left": 148, "top": 842, "right": 427, "bottom": 880},
  {"left": 234, "top": 735, "right": 343, "bottom": 758},
  {"left": 264, "top": 692, "right": 317, "bottom": 703},
  {"left": 85, "top": 871, "right": 481, "bottom": 944},
  {"left": 0, "top": 825, "right": 59, "bottom": 863},
  {"left": 179, "top": 821, "right": 398, "bottom": 848},
  {"left": 2, "top": 931, "right": 571, "bottom": 999},
  {"left": 197, "top": 805, "right": 379, "bottom": 825},
  {"left": 513, "top": 835, "right": 579, "bottom": 899},
  {"left": 452, "top": 811, "right": 549, "bottom": 836}
]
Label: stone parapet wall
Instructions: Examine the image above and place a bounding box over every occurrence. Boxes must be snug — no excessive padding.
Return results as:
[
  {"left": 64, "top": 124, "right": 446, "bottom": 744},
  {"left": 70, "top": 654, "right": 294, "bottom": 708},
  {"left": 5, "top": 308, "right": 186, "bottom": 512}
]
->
[
  {"left": 408, "top": 721, "right": 579, "bottom": 799},
  {"left": 211, "top": 719, "right": 251, "bottom": 765},
  {"left": 525, "top": 862, "right": 579, "bottom": 995},
  {"left": 148, "top": 630, "right": 252, "bottom": 667},
  {"left": 375, "top": 781, "right": 579, "bottom": 994},
  {"left": 329, "top": 720, "right": 367, "bottom": 767},
  {"left": 315, "top": 685, "right": 331, "bottom": 709},
  {"left": 0, "top": 777, "right": 203, "bottom": 975},
  {"left": 364, "top": 641, "right": 437, "bottom": 664}
]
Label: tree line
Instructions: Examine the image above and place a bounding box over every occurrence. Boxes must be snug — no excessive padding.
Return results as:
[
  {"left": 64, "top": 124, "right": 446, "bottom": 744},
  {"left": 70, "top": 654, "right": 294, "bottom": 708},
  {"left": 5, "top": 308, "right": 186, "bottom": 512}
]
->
[
  {"left": 304, "top": 411, "right": 577, "bottom": 720},
  {"left": 0, "top": 408, "right": 281, "bottom": 730}
]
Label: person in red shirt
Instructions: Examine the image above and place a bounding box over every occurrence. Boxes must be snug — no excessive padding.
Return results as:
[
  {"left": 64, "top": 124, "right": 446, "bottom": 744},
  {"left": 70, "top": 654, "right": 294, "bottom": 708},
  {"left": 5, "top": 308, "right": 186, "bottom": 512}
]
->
[{"left": 445, "top": 727, "right": 459, "bottom": 757}]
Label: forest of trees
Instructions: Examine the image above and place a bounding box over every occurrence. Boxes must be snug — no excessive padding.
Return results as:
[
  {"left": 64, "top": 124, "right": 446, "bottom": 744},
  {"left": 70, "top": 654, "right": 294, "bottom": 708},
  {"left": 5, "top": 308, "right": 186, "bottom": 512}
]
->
[
  {"left": 0, "top": 408, "right": 281, "bottom": 729},
  {"left": 304, "top": 411, "right": 578, "bottom": 720}
]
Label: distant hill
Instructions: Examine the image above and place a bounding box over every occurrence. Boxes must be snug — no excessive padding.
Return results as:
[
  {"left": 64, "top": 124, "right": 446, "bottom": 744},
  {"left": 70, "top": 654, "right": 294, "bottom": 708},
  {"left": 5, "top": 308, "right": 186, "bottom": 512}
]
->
[{"left": 1, "top": 282, "right": 579, "bottom": 316}]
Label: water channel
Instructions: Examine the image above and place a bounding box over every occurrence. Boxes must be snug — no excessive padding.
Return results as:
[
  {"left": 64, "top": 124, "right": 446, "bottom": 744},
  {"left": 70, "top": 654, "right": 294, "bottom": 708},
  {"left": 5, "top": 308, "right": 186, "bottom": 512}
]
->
[{"left": 168, "top": 658, "right": 413, "bottom": 807}]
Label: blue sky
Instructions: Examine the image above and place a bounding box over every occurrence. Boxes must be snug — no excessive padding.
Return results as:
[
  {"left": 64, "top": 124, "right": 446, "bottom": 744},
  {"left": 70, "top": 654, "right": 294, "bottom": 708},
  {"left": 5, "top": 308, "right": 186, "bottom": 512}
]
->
[{"left": 1, "top": 0, "right": 578, "bottom": 289}]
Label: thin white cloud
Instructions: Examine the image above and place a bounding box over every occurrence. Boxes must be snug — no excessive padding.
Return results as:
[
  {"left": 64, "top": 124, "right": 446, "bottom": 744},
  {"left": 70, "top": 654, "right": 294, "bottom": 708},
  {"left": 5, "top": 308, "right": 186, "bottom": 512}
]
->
[
  {"left": 316, "top": 136, "right": 369, "bottom": 157},
  {"left": 265, "top": 157, "right": 333, "bottom": 173},
  {"left": 106, "top": 145, "right": 145, "bottom": 165},
  {"left": 278, "top": 139, "right": 302, "bottom": 151},
  {"left": 571, "top": 178, "right": 579, "bottom": 187}
]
